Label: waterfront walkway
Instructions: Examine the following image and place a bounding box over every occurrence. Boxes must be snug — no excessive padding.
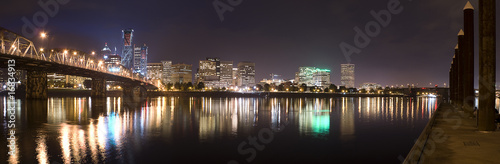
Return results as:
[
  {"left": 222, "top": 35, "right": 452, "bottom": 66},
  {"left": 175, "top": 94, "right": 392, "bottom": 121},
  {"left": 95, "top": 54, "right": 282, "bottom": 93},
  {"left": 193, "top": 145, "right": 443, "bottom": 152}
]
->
[{"left": 406, "top": 103, "right": 500, "bottom": 164}]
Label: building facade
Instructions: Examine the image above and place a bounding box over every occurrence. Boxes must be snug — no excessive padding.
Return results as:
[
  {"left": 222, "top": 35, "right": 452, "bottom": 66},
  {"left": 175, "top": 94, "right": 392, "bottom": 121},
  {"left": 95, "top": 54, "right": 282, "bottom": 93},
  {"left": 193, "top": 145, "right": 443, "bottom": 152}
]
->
[
  {"left": 147, "top": 63, "right": 163, "bottom": 88},
  {"left": 232, "top": 68, "right": 238, "bottom": 86},
  {"left": 296, "top": 67, "right": 331, "bottom": 87},
  {"left": 147, "top": 63, "right": 163, "bottom": 81},
  {"left": 121, "top": 29, "right": 134, "bottom": 69},
  {"left": 197, "top": 60, "right": 217, "bottom": 84},
  {"left": 237, "top": 62, "right": 255, "bottom": 87},
  {"left": 220, "top": 61, "right": 233, "bottom": 88},
  {"left": 207, "top": 57, "right": 221, "bottom": 78},
  {"left": 341, "top": 64, "right": 355, "bottom": 88},
  {"left": 161, "top": 60, "right": 172, "bottom": 84},
  {"left": 101, "top": 43, "right": 112, "bottom": 60},
  {"left": 133, "top": 44, "right": 148, "bottom": 77},
  {"left": 172, "top": 64, "right": 192, "bottom": 83}
]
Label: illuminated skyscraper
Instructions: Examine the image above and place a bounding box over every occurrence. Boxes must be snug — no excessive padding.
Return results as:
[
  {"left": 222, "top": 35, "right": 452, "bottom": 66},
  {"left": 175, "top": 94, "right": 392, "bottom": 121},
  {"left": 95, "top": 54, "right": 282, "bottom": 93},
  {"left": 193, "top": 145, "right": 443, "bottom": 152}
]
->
[
  {"left": 121, "top": 29, "right": 134, "bottom": 69},
  {"left": 162, "top": 60, "right": 172, "bottom": 84},
  {"left": 341, "top": 64, "right": 355, "bottom": 88},
  {"left": 133, "top": 44, "right": 148, "bottom": 77},
  {"left": 220, "top": 61, "right": 233, "bottom": 87}
]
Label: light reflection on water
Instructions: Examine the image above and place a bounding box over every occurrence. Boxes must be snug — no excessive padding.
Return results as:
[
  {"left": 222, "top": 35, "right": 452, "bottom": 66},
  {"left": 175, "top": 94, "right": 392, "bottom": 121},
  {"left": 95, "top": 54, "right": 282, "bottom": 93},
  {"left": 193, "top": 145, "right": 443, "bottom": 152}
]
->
[{"left": 1, "top": 96, "right": 443, "bottom": 163}]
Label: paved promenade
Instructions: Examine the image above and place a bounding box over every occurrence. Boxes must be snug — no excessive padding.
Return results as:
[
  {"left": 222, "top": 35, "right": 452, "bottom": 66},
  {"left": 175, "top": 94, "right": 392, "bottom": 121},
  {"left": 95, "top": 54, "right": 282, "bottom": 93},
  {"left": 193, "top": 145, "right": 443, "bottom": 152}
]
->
[{"left": 405, "top": 103, "right": 500, "bottom": 164}]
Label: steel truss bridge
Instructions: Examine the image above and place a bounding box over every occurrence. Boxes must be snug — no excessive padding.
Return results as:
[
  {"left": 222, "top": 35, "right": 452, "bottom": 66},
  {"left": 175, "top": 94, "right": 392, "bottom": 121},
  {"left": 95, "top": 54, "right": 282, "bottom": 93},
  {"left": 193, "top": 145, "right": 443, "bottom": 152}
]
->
[{"left": 0, "top": 27, "right": 156, "bottom": 99}]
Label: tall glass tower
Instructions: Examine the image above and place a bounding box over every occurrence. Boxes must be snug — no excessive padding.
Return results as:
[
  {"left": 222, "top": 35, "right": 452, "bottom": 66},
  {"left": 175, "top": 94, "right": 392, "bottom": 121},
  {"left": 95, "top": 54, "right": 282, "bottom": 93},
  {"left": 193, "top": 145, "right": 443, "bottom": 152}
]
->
[{"left": 121, "top": 29, "right": 134, "bottom": 69}]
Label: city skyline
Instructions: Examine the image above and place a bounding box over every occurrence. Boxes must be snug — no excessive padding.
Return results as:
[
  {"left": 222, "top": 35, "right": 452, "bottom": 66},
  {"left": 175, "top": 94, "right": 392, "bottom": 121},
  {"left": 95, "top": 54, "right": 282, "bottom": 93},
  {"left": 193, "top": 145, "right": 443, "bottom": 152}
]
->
[{"left": 2, "top": 0, "right": 500, "bottom": 87}]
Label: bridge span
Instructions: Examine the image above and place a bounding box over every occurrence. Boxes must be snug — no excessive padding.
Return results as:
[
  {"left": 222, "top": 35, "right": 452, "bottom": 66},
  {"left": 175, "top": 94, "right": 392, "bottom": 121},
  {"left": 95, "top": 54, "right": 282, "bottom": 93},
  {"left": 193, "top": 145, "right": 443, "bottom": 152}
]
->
[{"left": 0, "top": 27, "right": 156, "bottom": 99}]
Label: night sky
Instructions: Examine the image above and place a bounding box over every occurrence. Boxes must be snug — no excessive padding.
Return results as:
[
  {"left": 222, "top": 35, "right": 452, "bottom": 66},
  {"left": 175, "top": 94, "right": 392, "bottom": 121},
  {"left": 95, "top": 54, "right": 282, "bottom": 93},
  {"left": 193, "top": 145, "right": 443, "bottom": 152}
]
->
[{"left": 1, "top": 0, "right": 500, "bottom": 88}]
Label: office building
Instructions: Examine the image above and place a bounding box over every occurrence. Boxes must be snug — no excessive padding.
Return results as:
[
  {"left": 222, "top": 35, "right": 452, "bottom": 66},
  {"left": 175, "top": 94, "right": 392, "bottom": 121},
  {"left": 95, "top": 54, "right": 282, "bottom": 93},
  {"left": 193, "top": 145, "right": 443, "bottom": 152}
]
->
[
  {"left": 147, "top": 63, "right": 163, "bottom": 81},
  {"left": 162, "top": 60, "right": 172, "bottom": 84},
  {"left": 172, "top": 64, "right": 192, "bottom": 83},
  {"left": 197, "top": 59, "right": 217, "bottom": 84},
  {"left": 121, "top": 29, "right": 134, "bottom": 69},
  {"left": 133, "top": 44, "right": 148, "bottom": 77},
  {"left": 232, "top": 68, "right": 238, "bottom": 86},
  {"left": 341, "top": 64, "right": 355, "bottom": 88},
  {"left": 296, "top": 67, "right": 331, "bottom": 87},
  {"left": 219, "top": 61, "right": 233, "bottom": 88},
  {"left": 101, "top": 43, "right": 112, "bottom": 60},
  {"left": 237, "top": 62, "right": 255, "bottom": 87},
  {"left": 147, "top": 63, "right": 163, "bottom": 88}
]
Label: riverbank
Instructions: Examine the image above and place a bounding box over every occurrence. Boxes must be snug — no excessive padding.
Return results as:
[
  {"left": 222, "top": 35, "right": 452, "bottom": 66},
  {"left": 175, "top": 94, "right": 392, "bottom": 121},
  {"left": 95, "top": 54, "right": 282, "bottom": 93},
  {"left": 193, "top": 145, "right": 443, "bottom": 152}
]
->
[
  {"left": 147, "top": 91, "right": 405, "bottom": 98},
  {"left": 1, "top": 89, "right": 407, "bottom": 98},
  {"left": 404, "top": 103, "right": 500, "bottom": 163}
]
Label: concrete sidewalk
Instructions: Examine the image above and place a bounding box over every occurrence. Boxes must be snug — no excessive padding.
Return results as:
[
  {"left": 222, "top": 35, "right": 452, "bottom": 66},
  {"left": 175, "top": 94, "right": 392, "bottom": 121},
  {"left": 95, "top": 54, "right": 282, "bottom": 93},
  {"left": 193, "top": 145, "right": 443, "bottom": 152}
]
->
[{"left": 408, "top": 103, "right": 500, "bottom": 164}]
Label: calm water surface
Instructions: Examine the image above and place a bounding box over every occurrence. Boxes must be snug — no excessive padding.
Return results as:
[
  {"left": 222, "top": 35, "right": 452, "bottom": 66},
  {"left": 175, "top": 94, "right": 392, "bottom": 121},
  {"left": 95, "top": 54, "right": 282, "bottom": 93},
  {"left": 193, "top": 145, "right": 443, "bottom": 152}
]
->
[{"left": 1, "top": 96, "right": 439, "bottom": 164}]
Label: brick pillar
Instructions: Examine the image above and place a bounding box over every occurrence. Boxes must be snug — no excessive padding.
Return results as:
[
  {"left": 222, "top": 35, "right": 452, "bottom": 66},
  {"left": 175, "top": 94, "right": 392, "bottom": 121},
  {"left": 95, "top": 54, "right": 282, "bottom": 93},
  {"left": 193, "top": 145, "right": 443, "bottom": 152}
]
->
[
  {"left": 453, "top": 47, "right": 458, "bottom": 106},
  {"left": 91, "top": 78, "right": 106, "bottom": 98},
  {"left": 26, "top": 71, "right": 47, "bottom": 99},
  {"left": 478, "top": 0, "right": 497, "bottom": 131},
  {"left": 463, "top": 2, "right": 475, "bottom": 115},
  {"left": 457, "top": 30, "right": 465, "bottom": 110}
]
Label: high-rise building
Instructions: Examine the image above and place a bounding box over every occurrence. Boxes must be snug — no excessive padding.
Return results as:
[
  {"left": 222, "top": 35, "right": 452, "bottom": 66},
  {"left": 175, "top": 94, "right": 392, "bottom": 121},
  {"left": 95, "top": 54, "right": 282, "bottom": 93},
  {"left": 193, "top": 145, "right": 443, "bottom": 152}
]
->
[
  {"left": 232, "top": 68, "right": 238, "bottom": 86},
  {"left": 147, "top": 63, "right": 163, "bottom": 88},
  {"left": 161, "top": 60, "right": 172, "bottom": 84},
  {"left": 121, "top": 29, "right": 134, "bottom": 69},
  {"left": 297, "top": 67, "right": 315, "bottom": 86},
  {"left": 172, "top": 64, "right": 192, "bottom": 83},
  {"left": 101, "top": 43, "right": 112, "bottom": 61},
  {"left": 207, "top": 57, "right": 221, "bottom": 78},
  {"left": 133, "top": 46, "right": 141, "bottom": 73},
  {"left": 220, "top": 61, "right": 233, "bottom": 87},
  {"left": 313, "top": 69, "right": 330, "bottom": 87},
  {"left": 197, "top": 59, "right": 217, "bottom": 84},
  {"left": 341, "top": 64, "right": 355, "bottom": 88},
  {"left": 147, "top": 63, "right": 162, "bottom": 80},
  {"left": 237, "top": 62, "right": 255, "bottom": 87},
  {"left": 296, "top": 67, "right": 331, "bottom": 87},
  {"left": 133, "top": 44, "right": 148, "bottom": 77}
]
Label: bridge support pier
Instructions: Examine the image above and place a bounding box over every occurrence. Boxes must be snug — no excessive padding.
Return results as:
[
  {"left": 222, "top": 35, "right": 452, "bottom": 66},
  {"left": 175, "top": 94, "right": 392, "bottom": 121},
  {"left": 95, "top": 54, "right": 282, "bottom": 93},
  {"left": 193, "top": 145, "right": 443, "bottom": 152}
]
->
[
  {"left": 26, "top": 71, "right": 47, "bottom": 99},
  {"left": 91, "top": 78, "right": 106, "bottom": 98}
]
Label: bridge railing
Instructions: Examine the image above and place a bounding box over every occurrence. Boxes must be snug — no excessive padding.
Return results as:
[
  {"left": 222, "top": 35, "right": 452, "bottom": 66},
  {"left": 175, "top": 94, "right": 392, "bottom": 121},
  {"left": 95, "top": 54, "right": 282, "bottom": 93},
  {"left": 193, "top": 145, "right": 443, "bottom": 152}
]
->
[{"left": 0, "top": 27, "right": 151, "bottom": 85}]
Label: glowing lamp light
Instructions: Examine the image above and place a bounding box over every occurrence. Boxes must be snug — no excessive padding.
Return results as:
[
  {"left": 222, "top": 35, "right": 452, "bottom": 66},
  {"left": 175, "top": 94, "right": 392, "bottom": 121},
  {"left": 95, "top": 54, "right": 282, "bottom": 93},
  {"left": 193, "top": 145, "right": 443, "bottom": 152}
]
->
[{"left": 40, "top": 32, "right": 47, "bottom": 38}]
